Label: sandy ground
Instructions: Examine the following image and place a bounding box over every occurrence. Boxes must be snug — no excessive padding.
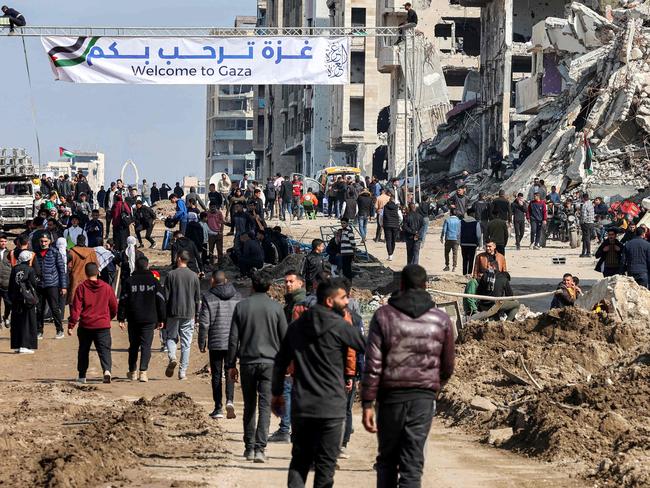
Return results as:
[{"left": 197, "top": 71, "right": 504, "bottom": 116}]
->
[{"left": 0, "top": 214, "right": 598, "bottom": 487}]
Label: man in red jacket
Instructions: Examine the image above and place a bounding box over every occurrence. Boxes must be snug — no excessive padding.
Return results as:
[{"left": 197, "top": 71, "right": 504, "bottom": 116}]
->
[
  {"left": 362, "top": 264, "right": 455, "bottom": 487},
  {"left": 68, "top": 262, "right": 118, "bottom": 384}
]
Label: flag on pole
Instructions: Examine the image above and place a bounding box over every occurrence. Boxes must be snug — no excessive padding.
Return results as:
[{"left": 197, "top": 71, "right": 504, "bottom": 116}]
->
[{"left": 59, "top": 147, "right": 76, "bottom": 158}]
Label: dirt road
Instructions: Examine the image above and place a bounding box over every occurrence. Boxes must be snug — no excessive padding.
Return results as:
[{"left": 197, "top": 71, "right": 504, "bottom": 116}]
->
[
  {"left": 0, "top": 215, "right": 597, "bottom": 486},
  {"left": 0, "top": 324, "right": 586, "bottom": 487}
]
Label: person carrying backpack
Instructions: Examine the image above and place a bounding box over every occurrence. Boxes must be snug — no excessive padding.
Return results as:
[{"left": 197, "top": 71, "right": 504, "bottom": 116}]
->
[{"left": 8, "top": 251, "right": 39, "bottom": 354}]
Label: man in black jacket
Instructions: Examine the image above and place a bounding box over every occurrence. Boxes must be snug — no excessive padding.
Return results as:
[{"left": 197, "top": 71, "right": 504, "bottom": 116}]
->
[
  {"left": 272, "top": 278, "right": 365, "bottom": 488},
  {"left": 301, "top": 239, "right": 327, "bottom": 293},
  {"left": 2, "top": 5, "right": 26, "bottom": 32},
  {"left": 486, "top": 209, "right": 509, "bottom": 256},
  {"left": 511, "top": 193, "right": 527, "bottom": 250},
  {"left": 402, "top": 202, "right": 424, "bottom": 265},
  {"left": 356, "top": 189, "right": 374, "bottom": 243},
  {"left": 227, "top": 272, "right": 288, "bottom": 463},
  {"left": 117, "top": 256, "right": 166, "bottom": 383},
  {"left": 170, "top": 230, "right": 203, "bottom": 275},
  {"left": 199, "top": 271, "right": 241, "bottom": 419},
  {"left": 134, "top": 200, "right": 157, "bottom": 249}
]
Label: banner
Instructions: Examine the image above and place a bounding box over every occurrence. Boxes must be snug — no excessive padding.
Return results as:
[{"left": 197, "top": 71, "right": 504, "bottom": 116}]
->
[{"left": 41, "top": 36, "right": 350, "bottom": 85}]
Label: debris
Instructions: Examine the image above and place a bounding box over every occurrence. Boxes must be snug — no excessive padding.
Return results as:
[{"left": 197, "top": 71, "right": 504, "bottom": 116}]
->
[
  {"left": 470, "top": 396, "right": 497, "bottom": 412},
  {"left": 576, "top": 275, "right": 650, "bottom": 321},
  {"left": 488, "top": 427, "right": 513, "bottom": 446}
]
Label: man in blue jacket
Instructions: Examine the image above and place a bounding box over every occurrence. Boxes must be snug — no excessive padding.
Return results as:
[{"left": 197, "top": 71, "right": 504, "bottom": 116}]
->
[
  {"left": 624, "top": 227, "right": 650, "bottom": 288},
  {"left": 170, "top": 193, "right": 188, "bottom": 234},
  {"left": 34, "top": 233, "right": 68, "bottom": 339},
  {"left": 441, "top": 213, "right": 461, "bottom": 272}
]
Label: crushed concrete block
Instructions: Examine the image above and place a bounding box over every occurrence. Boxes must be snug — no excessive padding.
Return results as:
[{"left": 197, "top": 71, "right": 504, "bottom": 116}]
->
[
  {"left": 435, "top": 134, "right": 461, "bottom": 156},
  {"left": 575, "top": 275, "right": 650, "bottom": 322},
  {"left": 470, "top": 396, "right": 497, "bottom": 412},
  {"left": 488, "top": 427, "right": 513, "bottom": 446},
  {"left": 599, "top": 412, "right": 631, "bottom": 435}
]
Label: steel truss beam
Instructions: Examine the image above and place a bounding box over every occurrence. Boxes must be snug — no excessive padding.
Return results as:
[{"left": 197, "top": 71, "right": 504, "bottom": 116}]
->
[{"left": 5, "top": 26, "right": 403, "bottom": 38}]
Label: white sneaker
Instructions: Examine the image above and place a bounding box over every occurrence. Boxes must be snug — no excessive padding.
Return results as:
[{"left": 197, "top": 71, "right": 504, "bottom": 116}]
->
[
  {"left": 77, "top": 377, "right": 87, "bottom": 384},
  {"left": 103, "top": 371, "right": 112, "bottom": 384},
  {"left": 388, "top": 255, "right": 393, "bottom": 261},
  {"left": 18, "top": 348, "right": 34, "bottom": 354}
]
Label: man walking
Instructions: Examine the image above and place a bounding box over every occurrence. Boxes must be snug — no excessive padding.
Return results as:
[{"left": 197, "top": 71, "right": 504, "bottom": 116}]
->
[
  {"left": 441, "top": 212, "right": 461, "bottom": 272},
  {"left": 402, "top": 202, "right": 423, "bottom": 265},
  {"left": 35, "top": 233, "right": 67, "bottom": 339},
  {"left": 199, "top": 271, "right": 241, "bottom": 419},
  {"left": 134, "top": 199, "right": 157, "bottom": 248},
  {"left": 118, "top": 256, "right": 166, "bottom": 383},
  {"left": 163, "top": 251, "right": 201, "bottom": 380},
  {"left": 362, "top": 264, "right": 455, "bottom": 488},
  {"left": 579, "top": 193, "right": 595, "bottom": 258},
  {"left": 526, "top": 192, "right": 547, "bottom": 250},
  {"left": 511, "top": 193, "right": 527, "bottom": 250},
  {"left": 227, "top": 272, "right": 288, "bottom": 463},
  {"left": 68, "top": 263, "right": 118, "bottom": 384},
  {"left": 272, "top": 278, "right": 365, "bottom": 487},
  {"left": 141, "top": 179, "right": 151, "bottom": 205}
]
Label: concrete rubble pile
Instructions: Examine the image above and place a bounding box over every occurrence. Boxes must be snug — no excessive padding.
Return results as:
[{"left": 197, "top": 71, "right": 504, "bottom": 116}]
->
[{"left": 502, "top": 1, "right": 650, "bottom": 197}]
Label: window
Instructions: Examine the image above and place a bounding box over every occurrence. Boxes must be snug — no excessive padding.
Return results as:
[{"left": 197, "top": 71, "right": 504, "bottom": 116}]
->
[
  {"left": 349, "top": 98, "right": 364, "bottom": 131},
  {"left": 351, "top": 8, "right": 366, "bottom": 27},
  {"left": 350, "top": 52, "right": 365, "bottom": 84}
]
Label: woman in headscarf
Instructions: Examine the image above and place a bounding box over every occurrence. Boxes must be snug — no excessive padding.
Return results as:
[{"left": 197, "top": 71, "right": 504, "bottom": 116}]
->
[
  {"left": 117, "top": 236, "right": 144, "bottom": 292},
  {"left": 8, "top": 251, "right": 38, "bottom": 354},
  {"left": 110, "top": 194, "right": 132, "bottom": 251}
]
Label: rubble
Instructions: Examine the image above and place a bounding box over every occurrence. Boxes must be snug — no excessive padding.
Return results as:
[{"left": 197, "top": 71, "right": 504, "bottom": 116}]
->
[
  {"left": 438, "top": 305, "right": 650, "bottom": 487},
  {"left": 498, "top": 2, "right": 650, "bottom": 196},
  {"left": 575, "top": 274, "right": 650, "bottom": 321}
]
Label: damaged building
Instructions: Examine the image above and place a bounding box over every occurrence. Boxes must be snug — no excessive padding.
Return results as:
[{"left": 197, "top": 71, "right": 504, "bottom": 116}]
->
[{"left": 502, "top": 1, "right": 650, "bottom": 196}]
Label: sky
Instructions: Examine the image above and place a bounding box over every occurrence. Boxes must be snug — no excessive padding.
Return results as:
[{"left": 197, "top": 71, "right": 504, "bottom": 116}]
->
[{"left": 0, "top": 0, "right": 255, "bottom": 184}]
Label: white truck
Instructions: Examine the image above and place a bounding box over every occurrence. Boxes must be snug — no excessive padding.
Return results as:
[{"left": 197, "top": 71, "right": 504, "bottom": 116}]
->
[{"left": 0, "top": 148, "right": 38, "bottom": 229}]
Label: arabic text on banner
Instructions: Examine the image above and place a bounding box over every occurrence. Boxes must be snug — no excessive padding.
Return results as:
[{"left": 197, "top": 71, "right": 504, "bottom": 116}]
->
[{"left": 41, "top": 36, "right": 350, "bottom": 85}]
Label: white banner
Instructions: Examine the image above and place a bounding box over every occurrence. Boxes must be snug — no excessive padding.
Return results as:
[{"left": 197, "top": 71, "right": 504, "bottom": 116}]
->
[{"left": 41, "top": 36, "right": 350, "bottom": 85}]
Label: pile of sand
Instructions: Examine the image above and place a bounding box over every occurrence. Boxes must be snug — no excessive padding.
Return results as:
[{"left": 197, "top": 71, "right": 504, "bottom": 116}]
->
[
  {"left": 0, "top": 387, "right": 222, "bottom": 487},
  {"left": 439, "top": 307, "right": 650, "bottom": 487}
]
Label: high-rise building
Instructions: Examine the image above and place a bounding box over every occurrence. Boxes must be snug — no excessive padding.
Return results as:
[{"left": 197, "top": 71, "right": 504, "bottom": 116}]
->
[
  {"left": 328, "top": 0, "right": 391, "bottom": 177},
  {"left": 376, "top": 1, "right": 480, "bottom": 176},
  {"left": 205, "top": 16, "right": 257, "bottom": 184}
]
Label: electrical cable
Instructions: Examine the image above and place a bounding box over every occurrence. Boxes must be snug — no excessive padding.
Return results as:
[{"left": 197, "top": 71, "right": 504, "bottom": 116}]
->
[{"left": 21, "top": 36, "right": 42, "bottom": 173}]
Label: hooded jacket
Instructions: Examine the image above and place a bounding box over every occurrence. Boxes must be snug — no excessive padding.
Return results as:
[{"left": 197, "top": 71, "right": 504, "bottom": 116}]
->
[
  {"left": 382, "top": 201, "right": 401, "bottom": 229},
  {"left": 198, "top": 283, "right": 241, "bottom": 351},
  {"left": 68, "top": 247, "right": 99, "bottom": 302},
  {"left": 362, "top": 289, "right": 455, "bottom": 407},
  {"left": 68, "top": 279, "right": 118, "bottom": 330},
  {"left": 117, "top": 269, "right": 167, "bottom": 324},
  {"left": 272, "top": 304, "right": 366, "bottom": 419}
]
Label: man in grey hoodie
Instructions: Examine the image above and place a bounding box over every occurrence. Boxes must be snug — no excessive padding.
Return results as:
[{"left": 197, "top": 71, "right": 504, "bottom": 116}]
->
[{"left": 199, "top": 271, "right": 241, "bottom": 419}]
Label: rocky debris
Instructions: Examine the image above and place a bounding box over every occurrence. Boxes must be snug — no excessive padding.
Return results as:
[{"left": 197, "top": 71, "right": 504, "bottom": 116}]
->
[
  {"left": 152, "top": 199, "right": 177, "bottom": 218},
  {"left": 488, "top": 427, "right": 513, "bottom": 446},
  {"left": 438, "top": 305, "right": 650, "bottom": 487},
  {"left": 470, "top": 396, "right": 498, "bottom": 412},
  {"left": 498, "top": 2, "right": 650, "bottom": 197},
  {"left": 576, "top": 274, "right": 650, "bottom": 321}
]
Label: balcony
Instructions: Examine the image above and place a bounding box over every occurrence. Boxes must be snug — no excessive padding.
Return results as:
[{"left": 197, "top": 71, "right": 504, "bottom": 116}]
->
[
  {"left": 377, "top": 44, "right": 400, "bottom": 73},
  {"left": 211, "top": 152, "right": 256, "bottom": 161},
  {"left": 214, "top": 110, "right": 253, "bottom": 119},
  {"left": 213, "top": 130, "right": 254, "bottom": 141},
  {"left": 218, "top": 89, "right": 254, "bottom": 99}
]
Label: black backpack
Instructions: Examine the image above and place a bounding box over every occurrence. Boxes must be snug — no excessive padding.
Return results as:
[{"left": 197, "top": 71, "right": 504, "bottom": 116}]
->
[{"left": 17, "top": 270, "right": 38, "bottom": 306}]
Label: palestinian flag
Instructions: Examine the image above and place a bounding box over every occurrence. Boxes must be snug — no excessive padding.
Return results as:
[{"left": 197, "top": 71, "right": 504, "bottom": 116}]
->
[
  {"left": 59, "top": 147, "right": 76, "bottom": 158},
  {"left": 47, "top": 37, "right": 100, "bottom": 68}
]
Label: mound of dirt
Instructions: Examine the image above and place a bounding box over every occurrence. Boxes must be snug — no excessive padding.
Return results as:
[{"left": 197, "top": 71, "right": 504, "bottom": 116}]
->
[
  {"left": 0, "top": 387, "right": 222, "bottom": 488},
  {"left": 439, "top": 307, "right": 650, "bottom": 487}
]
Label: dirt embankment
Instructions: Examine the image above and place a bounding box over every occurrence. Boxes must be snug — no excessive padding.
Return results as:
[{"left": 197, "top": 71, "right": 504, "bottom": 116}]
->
[
  {"left": 439, "top": 306, "right": 650, "bottom": 487},
  {"left": 0, "top": 385, "right": 222, "bottom": 487}
]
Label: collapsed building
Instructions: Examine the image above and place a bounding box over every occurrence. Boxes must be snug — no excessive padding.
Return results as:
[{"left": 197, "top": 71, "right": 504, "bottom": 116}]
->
[{"left": 502, "top": 1, "right": 650, "bottom": 196}]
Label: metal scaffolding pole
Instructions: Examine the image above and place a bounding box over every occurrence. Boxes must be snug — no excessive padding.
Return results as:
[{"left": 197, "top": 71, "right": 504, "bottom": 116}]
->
[{"left": 4, "top": 25, "right": 402, "bottom": 38}]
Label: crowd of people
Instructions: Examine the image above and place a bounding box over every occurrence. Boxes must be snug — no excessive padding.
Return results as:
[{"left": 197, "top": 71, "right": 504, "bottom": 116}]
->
[{"left": 3, "top": 164, "right": 650, "bottom": 487}]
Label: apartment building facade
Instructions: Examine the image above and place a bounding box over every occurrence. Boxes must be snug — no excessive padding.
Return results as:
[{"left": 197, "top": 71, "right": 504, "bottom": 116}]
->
[{"left": 205, "top": 16, "right": 257, "bottom": 184}]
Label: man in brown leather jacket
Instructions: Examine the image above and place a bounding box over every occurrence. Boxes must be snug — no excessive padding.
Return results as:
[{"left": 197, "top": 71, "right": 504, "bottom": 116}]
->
[{"left": 362, "top": 264, "right": 455, "bottom": 487}]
